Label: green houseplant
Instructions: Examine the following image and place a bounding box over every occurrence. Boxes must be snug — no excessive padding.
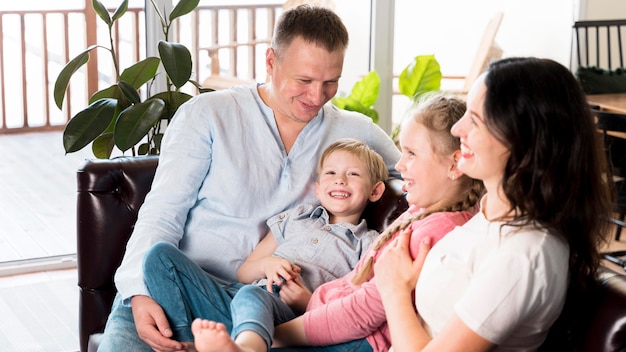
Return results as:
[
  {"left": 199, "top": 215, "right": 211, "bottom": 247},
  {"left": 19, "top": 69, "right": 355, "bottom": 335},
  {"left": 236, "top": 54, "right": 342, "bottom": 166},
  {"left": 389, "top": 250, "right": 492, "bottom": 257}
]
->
[
  {"left": 332, "top": 54, "right": 442, "bottom": 124},
  {"left": 54, "top": 0, "right": 211, "bottom": 159}
]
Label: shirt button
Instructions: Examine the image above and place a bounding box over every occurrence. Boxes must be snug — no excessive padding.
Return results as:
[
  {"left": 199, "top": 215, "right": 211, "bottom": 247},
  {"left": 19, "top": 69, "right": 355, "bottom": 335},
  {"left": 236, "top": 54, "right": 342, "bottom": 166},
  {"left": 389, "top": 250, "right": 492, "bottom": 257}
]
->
[
  {"left": 312, "top": 238, "right": 318, "bottom": 244},
  {"left": 279, "top": 214, "right": 285, "bottom": 219},
  {"left": 324, "top": 225, "right": 331, "bottom": 231}
]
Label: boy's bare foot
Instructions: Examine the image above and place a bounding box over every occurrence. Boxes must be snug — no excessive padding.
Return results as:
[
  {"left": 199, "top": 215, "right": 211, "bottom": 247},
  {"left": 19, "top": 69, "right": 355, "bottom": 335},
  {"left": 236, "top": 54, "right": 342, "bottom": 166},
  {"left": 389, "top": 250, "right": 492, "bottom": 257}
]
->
[{"left": 191, "top": 318, "right": 246, "bottom": 352}]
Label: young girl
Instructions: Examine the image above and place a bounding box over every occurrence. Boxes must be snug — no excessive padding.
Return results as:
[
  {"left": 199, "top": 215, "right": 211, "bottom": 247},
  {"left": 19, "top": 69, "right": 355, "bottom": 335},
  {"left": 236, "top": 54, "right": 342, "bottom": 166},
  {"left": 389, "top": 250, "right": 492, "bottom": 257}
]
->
[
  {"left": 374, "top": 57, "right": 613, "bottom": 351},
  {"left": 191, "top": 93, "right": 485, "bottom": 352}
]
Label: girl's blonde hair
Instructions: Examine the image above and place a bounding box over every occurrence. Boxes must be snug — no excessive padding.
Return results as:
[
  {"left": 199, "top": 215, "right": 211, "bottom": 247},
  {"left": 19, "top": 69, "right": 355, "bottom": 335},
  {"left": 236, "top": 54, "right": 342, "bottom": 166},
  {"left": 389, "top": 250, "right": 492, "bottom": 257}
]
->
[{"left": 352, "top": 93, "right": 485, "bottom": 285}]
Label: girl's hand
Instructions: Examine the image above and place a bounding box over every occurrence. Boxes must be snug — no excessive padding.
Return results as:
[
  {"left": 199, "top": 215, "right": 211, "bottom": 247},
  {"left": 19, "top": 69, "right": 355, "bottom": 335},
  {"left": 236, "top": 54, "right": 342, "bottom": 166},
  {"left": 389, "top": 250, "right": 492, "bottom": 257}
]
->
[
  {"left": 279, "top": 275, "right": 312, "bottom": 314},
  {"left": 374, "top": 228, "right": 431, "bottom": 297}
]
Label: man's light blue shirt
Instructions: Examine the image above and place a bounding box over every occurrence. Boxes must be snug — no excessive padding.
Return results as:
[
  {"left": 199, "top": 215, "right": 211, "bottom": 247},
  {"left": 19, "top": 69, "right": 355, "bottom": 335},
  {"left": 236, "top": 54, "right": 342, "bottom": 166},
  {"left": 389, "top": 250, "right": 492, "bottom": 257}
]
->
[{"left": 114, "top": 85, "right": 401, "bottom": 301}]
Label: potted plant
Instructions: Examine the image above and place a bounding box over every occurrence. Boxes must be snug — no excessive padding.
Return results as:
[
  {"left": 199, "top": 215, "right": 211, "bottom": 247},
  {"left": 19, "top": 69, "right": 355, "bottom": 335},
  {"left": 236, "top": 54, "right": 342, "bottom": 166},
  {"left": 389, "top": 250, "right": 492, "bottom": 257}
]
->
[
  {"left": 54, "top": 0, "right": 212, "bottom": 159},
  {"left": 332, "top": 54, "right": 442, "bottom": 139}
]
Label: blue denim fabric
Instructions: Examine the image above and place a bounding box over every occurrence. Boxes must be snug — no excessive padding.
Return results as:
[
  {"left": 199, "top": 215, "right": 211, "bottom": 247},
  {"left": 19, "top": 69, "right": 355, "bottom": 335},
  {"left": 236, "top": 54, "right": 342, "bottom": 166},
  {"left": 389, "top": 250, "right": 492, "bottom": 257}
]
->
[
  {"left": 270, "top": 339, "right": 373, "bottom": 352},
  {"left": 97, "top": 294, "right": 153, "bottom": 352},
  {"left": 143, "top": 242, "right": 244, "bottom": 342},
  {"left": 231, "top": 284, "right": 298, "bottom": 349}
]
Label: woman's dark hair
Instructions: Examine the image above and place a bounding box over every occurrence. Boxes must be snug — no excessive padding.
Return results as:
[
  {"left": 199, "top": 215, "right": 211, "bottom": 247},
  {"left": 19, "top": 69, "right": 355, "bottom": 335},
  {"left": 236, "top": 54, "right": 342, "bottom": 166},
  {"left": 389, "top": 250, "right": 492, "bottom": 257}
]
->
[{"left": 482, "top": 57, "right": 613, "bottom": 347}]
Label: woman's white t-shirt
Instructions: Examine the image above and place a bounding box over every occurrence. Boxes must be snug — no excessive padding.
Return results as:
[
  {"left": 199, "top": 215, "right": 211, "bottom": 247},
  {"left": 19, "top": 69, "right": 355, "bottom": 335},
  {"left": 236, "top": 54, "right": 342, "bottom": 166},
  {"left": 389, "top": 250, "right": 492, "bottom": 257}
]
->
[{"left": 415, "top": 205, "right": 569, "bottom": 351}]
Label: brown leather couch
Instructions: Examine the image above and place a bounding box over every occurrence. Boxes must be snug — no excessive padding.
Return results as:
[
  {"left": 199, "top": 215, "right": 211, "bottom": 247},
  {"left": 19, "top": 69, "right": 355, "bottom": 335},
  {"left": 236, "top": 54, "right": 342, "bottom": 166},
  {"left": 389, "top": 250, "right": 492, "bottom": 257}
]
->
[{"left": 76, "top": 156, "right": 626, "bottom": 352}]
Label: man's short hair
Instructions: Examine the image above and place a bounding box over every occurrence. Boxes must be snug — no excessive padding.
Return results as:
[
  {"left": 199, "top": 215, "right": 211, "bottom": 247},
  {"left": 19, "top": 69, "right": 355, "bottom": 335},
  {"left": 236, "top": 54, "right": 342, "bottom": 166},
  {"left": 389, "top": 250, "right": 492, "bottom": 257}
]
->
[{"left": 272, "top": 4, "right": 349, "bottom": 59}]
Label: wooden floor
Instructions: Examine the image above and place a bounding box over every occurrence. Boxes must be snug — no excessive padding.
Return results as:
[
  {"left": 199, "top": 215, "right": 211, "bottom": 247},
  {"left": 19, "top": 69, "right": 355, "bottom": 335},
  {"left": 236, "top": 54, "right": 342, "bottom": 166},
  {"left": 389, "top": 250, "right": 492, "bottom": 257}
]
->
[
  {"left": 0, "top": 268, "right": 79, "bottom": 352},
  {"left": 0, "top": 131, "right": 93, "bottom": 264},
  {"left": 0, "top": 131, "right": 91, "bottom": 352}
]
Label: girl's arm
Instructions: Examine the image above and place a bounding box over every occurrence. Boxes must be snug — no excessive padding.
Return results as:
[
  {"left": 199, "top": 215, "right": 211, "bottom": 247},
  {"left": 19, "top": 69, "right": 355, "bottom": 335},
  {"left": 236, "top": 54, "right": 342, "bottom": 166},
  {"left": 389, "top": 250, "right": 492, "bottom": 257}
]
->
[
  {"left": 273, "top": 316, "right": 308, "bottom": 347},
  {"left": 301, "top": 216, "right": 464, "bottom": 346}
]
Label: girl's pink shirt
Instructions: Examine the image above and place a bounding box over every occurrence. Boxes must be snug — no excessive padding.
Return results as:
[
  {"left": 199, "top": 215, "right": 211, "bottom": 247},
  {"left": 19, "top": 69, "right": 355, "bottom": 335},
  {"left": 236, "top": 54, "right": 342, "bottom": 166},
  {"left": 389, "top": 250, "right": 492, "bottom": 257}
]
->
[{"left": 302, "top": 206, "right": 475, "bottom": 352}]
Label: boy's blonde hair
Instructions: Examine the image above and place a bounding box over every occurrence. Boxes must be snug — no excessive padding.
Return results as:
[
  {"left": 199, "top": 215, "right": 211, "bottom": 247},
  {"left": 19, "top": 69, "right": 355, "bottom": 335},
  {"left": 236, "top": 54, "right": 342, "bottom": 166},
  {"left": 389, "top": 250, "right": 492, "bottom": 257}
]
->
[{"left": 318, "top": 138, "right": 388, "bottom": 185}]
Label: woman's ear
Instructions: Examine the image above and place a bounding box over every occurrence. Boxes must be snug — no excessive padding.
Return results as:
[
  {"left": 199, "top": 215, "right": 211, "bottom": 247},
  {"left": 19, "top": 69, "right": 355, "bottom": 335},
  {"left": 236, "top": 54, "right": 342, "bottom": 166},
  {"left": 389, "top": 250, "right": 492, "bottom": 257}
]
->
[{"left": 369, "top": 181, "right": 386, "bottom": 202}]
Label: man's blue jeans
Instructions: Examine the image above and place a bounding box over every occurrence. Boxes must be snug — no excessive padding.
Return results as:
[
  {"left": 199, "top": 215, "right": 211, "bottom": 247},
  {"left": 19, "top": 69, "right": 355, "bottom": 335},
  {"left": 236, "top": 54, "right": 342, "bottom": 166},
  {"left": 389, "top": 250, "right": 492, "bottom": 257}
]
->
[
  {"left": 98, "top": 241, "right": 243, "bottom": 351},
  {"left": 143, "top": 242, "right": 243, "bottom": 342}
]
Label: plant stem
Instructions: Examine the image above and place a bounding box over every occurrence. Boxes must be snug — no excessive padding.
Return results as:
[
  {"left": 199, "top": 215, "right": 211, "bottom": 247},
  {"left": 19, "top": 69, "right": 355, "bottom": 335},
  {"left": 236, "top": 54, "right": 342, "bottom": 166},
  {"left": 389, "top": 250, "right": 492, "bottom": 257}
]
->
[{"left": 108, "top": 24, "right": 120, "bottom": 80}]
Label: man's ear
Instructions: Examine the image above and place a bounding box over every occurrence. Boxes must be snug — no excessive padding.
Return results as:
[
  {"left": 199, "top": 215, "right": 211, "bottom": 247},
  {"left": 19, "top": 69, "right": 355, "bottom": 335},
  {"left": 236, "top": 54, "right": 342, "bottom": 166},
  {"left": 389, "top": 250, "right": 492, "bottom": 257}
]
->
[
  {"left": 369, "top": 181, "right": 386, "bottom": 202},
  {"left": 265, "top": 47, "right": 276, "bottom": 76}
]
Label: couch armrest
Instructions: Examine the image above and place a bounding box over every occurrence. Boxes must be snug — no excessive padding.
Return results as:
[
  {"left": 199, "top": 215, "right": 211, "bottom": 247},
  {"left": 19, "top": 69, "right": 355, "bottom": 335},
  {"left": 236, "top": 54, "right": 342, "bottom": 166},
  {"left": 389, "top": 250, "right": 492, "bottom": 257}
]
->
[{"left": 76, "top": 155, "right": 158, "bottom": 352}]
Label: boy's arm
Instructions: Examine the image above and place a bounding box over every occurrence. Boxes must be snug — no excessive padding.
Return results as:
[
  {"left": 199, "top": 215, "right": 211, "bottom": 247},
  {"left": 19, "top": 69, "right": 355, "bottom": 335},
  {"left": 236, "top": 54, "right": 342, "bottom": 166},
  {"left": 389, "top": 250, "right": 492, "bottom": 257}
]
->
[{"left": 237, "top": 231, "right": 300, "bottom": 289}]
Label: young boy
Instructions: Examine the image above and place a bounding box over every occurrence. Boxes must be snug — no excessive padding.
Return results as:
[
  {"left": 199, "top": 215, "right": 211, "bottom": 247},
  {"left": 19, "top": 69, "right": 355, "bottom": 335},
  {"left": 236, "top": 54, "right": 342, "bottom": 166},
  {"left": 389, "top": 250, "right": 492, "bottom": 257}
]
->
[{"left": 189, "top": 138, "right": 389, "bottom": 352}]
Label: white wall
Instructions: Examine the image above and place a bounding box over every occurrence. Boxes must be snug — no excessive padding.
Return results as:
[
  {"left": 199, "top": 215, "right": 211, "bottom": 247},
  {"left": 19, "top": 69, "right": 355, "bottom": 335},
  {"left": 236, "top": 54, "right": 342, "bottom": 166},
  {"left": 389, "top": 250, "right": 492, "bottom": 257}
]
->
[
  {"left": 331, "top": 0, "right": 588, "bottom": 126},
  {"left": 581, "top": 0, "right": 626, "bottom": 19}
]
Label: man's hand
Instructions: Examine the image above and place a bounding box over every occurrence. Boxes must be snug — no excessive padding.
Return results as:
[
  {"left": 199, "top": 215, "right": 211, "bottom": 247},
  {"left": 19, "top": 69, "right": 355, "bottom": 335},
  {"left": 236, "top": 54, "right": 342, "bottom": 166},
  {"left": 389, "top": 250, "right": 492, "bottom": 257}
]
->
[
  {"left": 131, "top": 295, "right": 190, "bottom": 352},
  {"left": 279, "top": 276, "right": 312, "bottom": 314}
]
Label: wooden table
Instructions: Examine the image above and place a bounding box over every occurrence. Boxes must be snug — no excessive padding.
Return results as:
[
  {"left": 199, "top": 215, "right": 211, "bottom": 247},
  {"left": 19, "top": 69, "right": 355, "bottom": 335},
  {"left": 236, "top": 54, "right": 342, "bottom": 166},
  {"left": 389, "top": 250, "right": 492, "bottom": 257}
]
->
[
  {"left": 587, "top": 93, "right": 626, "bottom": 114},
  {"left": 587, "top": 93, "right": 626, "bottom": 139}
]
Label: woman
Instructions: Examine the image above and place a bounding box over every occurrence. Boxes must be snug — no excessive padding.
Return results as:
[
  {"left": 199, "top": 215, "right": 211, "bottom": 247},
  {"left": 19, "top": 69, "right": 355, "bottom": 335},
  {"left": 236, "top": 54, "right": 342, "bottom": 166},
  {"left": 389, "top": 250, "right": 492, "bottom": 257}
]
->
[{"left": 374, "top": 57, "right": 613, "bottom": 351}]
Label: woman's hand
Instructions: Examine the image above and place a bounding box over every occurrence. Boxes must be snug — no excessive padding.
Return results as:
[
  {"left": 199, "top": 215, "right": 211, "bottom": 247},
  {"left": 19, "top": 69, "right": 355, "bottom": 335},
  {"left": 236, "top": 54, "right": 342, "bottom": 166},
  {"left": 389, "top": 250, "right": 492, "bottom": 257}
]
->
[{"left": 374, "top": 228, "right": 431, "bottom": 297}]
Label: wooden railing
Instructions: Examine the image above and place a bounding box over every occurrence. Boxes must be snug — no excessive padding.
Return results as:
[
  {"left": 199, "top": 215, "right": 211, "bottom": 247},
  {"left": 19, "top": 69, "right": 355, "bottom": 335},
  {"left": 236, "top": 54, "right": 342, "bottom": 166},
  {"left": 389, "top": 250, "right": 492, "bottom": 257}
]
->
[{"left": 0, "top": 2, "right": 282, "bottom": 134}]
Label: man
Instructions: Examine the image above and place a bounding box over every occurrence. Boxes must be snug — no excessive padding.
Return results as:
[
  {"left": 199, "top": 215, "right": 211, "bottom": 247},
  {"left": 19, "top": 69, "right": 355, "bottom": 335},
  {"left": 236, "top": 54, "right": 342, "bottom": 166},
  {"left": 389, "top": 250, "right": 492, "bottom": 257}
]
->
[{"left": 98, "top": 5, "right": 400, "bottom": 352}]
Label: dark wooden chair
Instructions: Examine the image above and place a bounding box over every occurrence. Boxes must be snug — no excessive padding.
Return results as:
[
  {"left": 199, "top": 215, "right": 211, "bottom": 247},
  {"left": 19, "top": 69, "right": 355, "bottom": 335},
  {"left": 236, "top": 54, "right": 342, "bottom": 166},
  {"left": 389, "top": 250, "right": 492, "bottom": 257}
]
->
[
  {"left": 592, "top": 107, "right": 626, "bottom": 240},
  {"left": 573, "top": 19, "right": 626, "bottom": 94}
]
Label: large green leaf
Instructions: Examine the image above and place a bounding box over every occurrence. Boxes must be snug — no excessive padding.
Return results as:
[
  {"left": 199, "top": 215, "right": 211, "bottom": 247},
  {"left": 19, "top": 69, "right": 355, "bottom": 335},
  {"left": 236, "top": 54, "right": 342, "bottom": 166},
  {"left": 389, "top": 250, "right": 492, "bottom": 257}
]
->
[
  {"left": 169, "top": 0, "right": 200, "bottom": 22},
  {"left": 54, "top": 45, "right": 97, "bottom": 109},
  {"left": 189, "top": 79, "right": 216, "bottom": 94},
  {"left": 158, "top": 41, "right": 192, "bottom": 89},
  {"left": 112, "top": 0, "right": 128, "bottom": 22},
  {"left": 90, "top": 85, "right": 132, "bottom": 116},
  {"left": 92, "top": 132, "right": 115, "bottom": 159},
  {"left": 92, "top": 0, "right": 112, "bottom": 26},
  {"left": 118, "top": 80, "right": 141, "bottom": 104},
  {"left": 120, "top": 57, "right": 161, "bottom": 89},
  {"left": 350, "top": 71, "right": 380, "bottom": 108},
  {"left": 331, "top": 96, "right": 379, "bottom": 124},
  {"left": 151, "top": 90, "right": 193, "bottom": 120},
  {"left": 114, "top": 99, "right": 165, "bottom": 152},
  {"left": 399, "top": 54, "right": 442, "bottom": 99},
  {"left": 63, "top": 98, "right": 117, "bottom": 153},
  {"left": 89, "top": 84, "right": 121, "bottom": 103}
]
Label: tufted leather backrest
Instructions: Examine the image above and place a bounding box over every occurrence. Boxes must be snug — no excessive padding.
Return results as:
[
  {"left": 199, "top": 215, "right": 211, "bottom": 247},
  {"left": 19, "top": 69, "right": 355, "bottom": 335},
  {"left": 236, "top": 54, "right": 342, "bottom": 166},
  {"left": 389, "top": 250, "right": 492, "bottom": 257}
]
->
[{"left": 76, "top": 156, "right": 159, "bottom": 352}]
